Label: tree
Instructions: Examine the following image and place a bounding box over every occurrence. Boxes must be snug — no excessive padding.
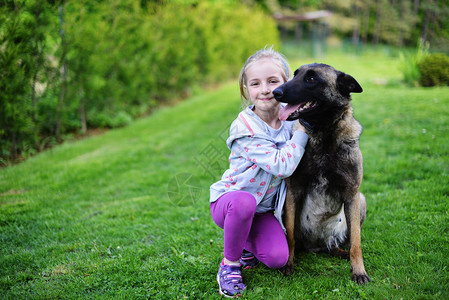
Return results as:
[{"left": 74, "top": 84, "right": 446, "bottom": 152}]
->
[
  {"left": 0, "top": 2, "right": 39, "bottom": 160},
  {"left": 419, "top": 0, "right": 449, "bottom": 50},
  {"left": 56, "top": 1, "right": 67, "bottom": 141}
]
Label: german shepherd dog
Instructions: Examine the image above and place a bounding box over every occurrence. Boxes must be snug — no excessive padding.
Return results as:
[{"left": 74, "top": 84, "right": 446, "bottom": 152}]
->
[{"left": 273, "top": 63, "right": 370, "bottom": 284}]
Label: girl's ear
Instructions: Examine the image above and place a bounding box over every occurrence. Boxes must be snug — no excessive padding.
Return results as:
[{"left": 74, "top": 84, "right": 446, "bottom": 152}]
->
[{"left": 242, "top": 85, "right": 249, "bottom": 101}]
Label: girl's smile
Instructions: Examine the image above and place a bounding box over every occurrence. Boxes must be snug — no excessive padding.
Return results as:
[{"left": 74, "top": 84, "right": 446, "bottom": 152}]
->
[{"left": 244, "top": 58, "right": 285, "bottom": 128}]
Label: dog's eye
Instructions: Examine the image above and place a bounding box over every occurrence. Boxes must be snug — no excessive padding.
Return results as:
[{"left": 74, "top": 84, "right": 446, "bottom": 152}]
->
[
  {"left": 306, "top": 76, "right": 317, "bottom": 83},
  {"left": 305, "top": 71, "right": 318, "bottom": 83}
]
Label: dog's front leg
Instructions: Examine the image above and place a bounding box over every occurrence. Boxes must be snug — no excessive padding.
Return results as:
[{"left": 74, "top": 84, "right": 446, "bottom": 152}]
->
[
  {"left": 281, "top": 179, "right": 296, "bottom": 276},
  {"left": 345, "top": 192, "right": 370, "bottom": 284}
]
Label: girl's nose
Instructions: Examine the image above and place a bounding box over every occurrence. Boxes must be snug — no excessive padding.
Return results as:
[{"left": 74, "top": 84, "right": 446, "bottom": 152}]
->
[{"left": 261, "top": 83, "right": 270, "bottom": 94}]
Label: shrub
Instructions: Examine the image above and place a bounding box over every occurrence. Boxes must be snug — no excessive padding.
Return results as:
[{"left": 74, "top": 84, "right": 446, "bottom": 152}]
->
[
  {"left": 398, "top": 40, "right": 429, "bottom": 86},
  {"left": 0, "top": 0, "right": 280, "bottom": 163},
  {"left": 417, "top": 53, "right": 449, "bottom": 87}
]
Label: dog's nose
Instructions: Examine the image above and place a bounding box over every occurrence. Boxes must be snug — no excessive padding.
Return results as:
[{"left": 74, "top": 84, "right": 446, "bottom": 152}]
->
[{"left": 273, "top": 87, "right": 283, "bottom": 100}]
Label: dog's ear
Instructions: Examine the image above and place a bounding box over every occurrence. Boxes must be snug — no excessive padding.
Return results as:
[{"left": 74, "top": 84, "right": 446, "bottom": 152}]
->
[{"left": 337, "top": 72, "right": 363, "bottom": 95}]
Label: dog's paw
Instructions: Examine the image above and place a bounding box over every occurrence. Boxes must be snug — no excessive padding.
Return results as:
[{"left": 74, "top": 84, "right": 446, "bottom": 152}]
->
[
  {"left": 351, "top": 272, "right": 371, "bottom": 285},
  {"left": 280, "top": 261, "right": 295, "bottom": 277}
]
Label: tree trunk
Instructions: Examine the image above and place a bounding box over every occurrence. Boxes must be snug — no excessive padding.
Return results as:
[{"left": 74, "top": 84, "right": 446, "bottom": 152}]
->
[
  {"left": 421, "top": 7, "right": 431, "bottom": 43},
  {"left": 352, "top": 1, "right": 360, "bottom": 46},
  {"left": 32, "top": 67, "right": 39, "bottom": 150},
  {"left": 413, "top": 0, "right": 420, "bottom": 15},
  {"left": 11, "top": 130, "right": 18, "bottom": 160},
  {"left": 429, "top": 0, "right": 440, "bottom": 44},
  {"left": 361, "top": 8, "right": 370, "bottom": 44},
  {"left": 56, "top": 2, "right": 66, "bottom": 142},
  {"left": 373, "top": 0, "right": 382, "bottom": 45},
  {"left": 31, "top": 5, "right": 42, "bottom": 150},
  {"left": 295, "top": 22, "right": 303, "bottom": 42},
  {"left": 56, "top": 62, "right": 67, "bottom": 141},
  {"left": 80, "top": 91, "right": 87, "bottom": 135}
]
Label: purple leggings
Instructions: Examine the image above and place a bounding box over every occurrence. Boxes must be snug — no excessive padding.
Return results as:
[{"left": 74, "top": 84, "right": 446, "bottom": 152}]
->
[{"left": 210, "top": 191, "right": 289, "bottom": 269}]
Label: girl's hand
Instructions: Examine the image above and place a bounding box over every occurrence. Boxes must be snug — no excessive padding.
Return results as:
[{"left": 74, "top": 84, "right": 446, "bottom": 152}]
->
[{"left": 293, "top": 120, "right": 307, "bottom": 133}]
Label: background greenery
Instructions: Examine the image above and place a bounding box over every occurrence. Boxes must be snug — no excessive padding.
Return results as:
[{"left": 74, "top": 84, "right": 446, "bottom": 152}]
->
[
  {"left": 273, "top": 0, "right": 449, "bottom": 49},
  {"left": 0, "top": 0, "right": 279, "bottom": 163},
  {"left": 1, "top": 44, "right": 448, "bottom": 298},
  {"left": 1, "top": 0, "right": 449, "bottom": 164},
  {"left": 1, "top": 1, "right": 449, "bottom": 297}
]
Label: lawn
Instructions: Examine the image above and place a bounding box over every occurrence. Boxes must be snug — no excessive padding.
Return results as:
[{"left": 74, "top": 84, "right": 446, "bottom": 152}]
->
[{"left": 1, "top": 45, "right": 448, "bottom": 299}]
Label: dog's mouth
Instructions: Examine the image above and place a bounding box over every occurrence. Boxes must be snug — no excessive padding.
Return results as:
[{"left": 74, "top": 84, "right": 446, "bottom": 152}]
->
[{"left": 279, "top": 101, "right": 317, "bottom": 121}]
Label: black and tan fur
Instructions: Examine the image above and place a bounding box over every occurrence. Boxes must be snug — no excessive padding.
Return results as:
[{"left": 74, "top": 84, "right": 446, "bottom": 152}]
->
[{"left": 273, "top": 63, "right": 370, "bottom": 284}]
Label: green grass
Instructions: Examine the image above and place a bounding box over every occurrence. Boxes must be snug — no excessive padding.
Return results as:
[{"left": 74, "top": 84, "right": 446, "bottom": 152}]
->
[{"left": 1, "top": 46, "right": 449, "bottom": 299}]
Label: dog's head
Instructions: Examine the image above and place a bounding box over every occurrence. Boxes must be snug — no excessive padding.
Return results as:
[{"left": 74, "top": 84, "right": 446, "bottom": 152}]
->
[{"left": 274, "top": 63, "right": 362, "bottom": 123}]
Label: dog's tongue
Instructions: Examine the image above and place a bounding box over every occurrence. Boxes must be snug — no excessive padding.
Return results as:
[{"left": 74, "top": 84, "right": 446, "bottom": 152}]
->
[{"left": 279, "top": 104, "right": 301, "bottom": 121}]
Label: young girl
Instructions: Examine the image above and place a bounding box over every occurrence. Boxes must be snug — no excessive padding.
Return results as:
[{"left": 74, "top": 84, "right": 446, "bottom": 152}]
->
[{"left": 209, "top": 47, "right": 309, "bottom": 298}]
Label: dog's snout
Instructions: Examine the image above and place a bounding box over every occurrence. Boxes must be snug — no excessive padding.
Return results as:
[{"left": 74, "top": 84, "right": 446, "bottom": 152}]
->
[{"left": 273, "top": 87, "right": 283, "bottom": 100}]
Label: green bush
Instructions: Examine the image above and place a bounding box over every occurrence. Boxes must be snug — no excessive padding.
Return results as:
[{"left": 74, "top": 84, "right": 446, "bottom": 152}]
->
[
  {"left": 398, "top": 40, "right": 429, "bottom": 86},
  {"left": 0, "top": 0, "right": 280, "bottom": 163},
  {"left": 417, "top": 53, "right": 449, "bottom": 87}
]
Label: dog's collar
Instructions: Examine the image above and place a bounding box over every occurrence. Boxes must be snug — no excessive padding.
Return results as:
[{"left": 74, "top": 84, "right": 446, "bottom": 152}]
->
[
  {"left": 298, "top": 118, "right": 314, "bottom": 133},
  {"left": 299, "top": 107, "right": 350, "bottom": 134},
  {"left": 333, "top": 107, "right": 351, "bottom": 125}
]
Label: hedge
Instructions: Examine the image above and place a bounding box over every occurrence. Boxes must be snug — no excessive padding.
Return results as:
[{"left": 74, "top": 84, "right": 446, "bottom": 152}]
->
[
  {"left": 0, "top": 0, "right": 280, "bottom": 164},
  {"left": 417, "top": 53, "right": 449, "bottom": 87}
]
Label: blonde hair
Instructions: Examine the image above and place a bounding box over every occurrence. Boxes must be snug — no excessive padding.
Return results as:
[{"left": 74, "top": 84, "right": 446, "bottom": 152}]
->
[{"left": 238, "top": 45, "right": 292, "bottom": 107}]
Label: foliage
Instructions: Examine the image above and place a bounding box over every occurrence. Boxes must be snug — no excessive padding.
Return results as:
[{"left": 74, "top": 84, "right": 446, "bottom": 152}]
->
[
  {"left": 398, "top": 40, "right": 429, "bottom": 87},
  {"left": 417, "top": 53, "right": 449, "bottom": 87},
  {"left": 399, "top": 41, "right": 449, "bottom": 87},
  {"left": 259, "top": 0, "right": 449, "bottom": 50},
  {"left": 1, "top": 49, "right": 448, "bottom": 298},
  {"left": 0, "top": 0, "right": 279, "bottom": 164},
  {"left": 0, "top": 0, "right": 57, "bottom": 161},
  {"left": 2, "top": 0, "right": 449, "bottom": 165}
]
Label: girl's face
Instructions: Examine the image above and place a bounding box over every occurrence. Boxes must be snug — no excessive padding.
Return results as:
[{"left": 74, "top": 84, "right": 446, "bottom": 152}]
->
[{"left": 244, "top": 58, "right": 285, "bottom": 117}]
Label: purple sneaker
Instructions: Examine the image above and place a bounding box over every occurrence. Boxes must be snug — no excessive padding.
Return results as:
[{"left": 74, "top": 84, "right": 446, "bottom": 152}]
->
[
  {"left": 239, "top": 250, "right": 259, "bottom": 269},
  {"left": 216, "top": 262, "right": 246, "bottom": 298}
]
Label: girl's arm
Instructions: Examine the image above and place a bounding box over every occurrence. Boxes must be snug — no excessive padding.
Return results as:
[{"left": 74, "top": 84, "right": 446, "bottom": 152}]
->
[{"left": 233, "top": 130, "right": 308, "bottom": 178}]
